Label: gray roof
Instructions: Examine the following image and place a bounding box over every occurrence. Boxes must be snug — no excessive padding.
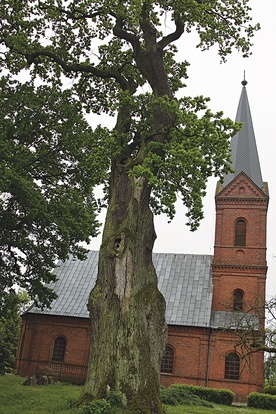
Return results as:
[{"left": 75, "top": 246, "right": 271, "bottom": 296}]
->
[
  {"left": 223, "top": 82, "right": 263, "bottom": 189},
  {"left": 210, "top": 310, "right": 260, "bottom": 330},
  {"left": 28, "top": 251, "right": 213, "bottom": 328}
]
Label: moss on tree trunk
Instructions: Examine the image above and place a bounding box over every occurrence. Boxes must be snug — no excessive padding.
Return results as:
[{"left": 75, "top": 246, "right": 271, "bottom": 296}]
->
[{"left": 84, "top": 163, "right": 167, "bottom": 413}]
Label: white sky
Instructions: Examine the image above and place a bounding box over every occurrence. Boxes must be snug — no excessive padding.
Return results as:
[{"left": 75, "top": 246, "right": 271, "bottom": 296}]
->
[{"left": 88, "top": 0, "right": 276, "bottom": 298}]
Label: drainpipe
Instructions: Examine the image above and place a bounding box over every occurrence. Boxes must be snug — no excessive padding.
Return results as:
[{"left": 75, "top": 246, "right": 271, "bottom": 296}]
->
[
  {"left": 17, "top": 314, "right": 28, "bottom": 374},
  {"left": 205, "top": 327, "right": 213, "bottom": 387}
]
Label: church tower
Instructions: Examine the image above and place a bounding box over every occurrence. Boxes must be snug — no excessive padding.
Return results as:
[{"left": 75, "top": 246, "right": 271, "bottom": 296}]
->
[{"left": 212, "top": 79, "right": 269, "bottom": 319}]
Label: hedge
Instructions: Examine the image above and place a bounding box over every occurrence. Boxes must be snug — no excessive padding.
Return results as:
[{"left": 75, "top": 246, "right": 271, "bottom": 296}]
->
[
  {"left": 263, "top": 385, "right": 276, "bottom": 395},
  {"left": 160, "top": 386, "right": 213, "bottom": 407},
  {"left": 164, "top": 384, "right": 234, "bottom": 406},
  {"left": 248, "top": 392, "right": 276, "bottom": 410}
]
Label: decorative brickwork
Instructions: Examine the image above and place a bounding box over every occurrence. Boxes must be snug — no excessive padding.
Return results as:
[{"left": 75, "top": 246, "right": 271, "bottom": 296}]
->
[{"left": 212, "top": 172, "right": 268, "bottom": 315}]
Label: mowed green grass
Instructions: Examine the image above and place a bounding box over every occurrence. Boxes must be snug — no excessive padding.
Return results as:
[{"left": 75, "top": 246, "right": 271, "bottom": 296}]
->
[
  {"left": 0, "top": 374, "right": 81, "bottom": 414},
  {"left": 166, "top": 406, "right": 266, "bottom": 414},
  {"left": 0, "top": 374, "right": 272, "bottom": 414}
]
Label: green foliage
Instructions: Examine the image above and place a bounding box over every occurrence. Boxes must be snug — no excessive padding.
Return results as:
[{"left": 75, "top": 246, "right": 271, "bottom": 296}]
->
[
  {"left": 264, "top": 386, "right": 276, "bottom": 395},
  {"left": 0, "top": 291, "right": 29, "bottom": 373},
  {"left": 160, "top": 386, "right": 212, "bottom": 407},
  {"left": 166, "top": 384, "right": 234, "bottom": 406},
  {"left": 264, "top": 304, "right": 276, "bottom": 384},
  {"left": 130, "top": 94, "right": 239, "bottom": 228},
  {"left": 79, "top": 399, "right": 112, "bottom": 414},
  {"left": 106, "top": 391, "right": 127, "bottom": 408},
  {"left": 76, "top": 392, "right": 126, "bottom": 414},
  {"left": 0, "top": 0, "right": 259, "bottom": 306},
  {"left": 77, "top": 392, "right": 126, "bottom": 414},
  {"left": 0, "top": 0, "right": 259, "bottom": 226},
  {"left": 0, "top": 77, "right": 108, "bottom": 306},
  {"left": 248, "top": 392, "right": 276, "bottom": 410},
  {"left": 265, "top": 355, "right": 276, "bottom": 385}
]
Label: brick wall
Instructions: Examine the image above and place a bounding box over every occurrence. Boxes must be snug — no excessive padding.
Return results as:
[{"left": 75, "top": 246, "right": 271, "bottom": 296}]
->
[
  {"left": 212, "top": 174, "right": 268, "bottom": 316},
  {"left": 15, "top": 314, "right": 264, "bottom": 401},
  {"left": 15, "top": 313, "right": 91, "bottom": 383}
]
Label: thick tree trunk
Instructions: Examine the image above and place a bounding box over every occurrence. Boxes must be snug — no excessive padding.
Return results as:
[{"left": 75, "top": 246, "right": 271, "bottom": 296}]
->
[{"left": 84, "top": 161, "right": 167, "bottom": 413}]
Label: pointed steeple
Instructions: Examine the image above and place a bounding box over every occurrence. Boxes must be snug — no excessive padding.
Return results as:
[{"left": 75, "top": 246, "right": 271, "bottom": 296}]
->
[{"left": 223, "top": 79, "right": 263, "bottom": 189}]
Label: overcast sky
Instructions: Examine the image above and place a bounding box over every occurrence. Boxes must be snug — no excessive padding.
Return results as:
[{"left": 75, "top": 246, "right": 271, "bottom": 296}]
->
[{"left": 89, "top": 0, "right": 276, "bottom": 298}]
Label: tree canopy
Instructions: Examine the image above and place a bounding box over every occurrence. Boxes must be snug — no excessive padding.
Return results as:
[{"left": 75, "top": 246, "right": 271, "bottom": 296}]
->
[
  {"left": 0, "top": 1, "right": 258, "bottom": 305},
  {"left": 0, "top": 77, "right": 107, "bottom": 306},
  {"left": 0, "top": 290, "right": 29, "bottom": 374},
  {"left": 0, "top": 1, "right": 260, "bottom": 411}
]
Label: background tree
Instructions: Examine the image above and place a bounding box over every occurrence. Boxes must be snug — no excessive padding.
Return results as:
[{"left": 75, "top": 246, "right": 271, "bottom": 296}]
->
[
  {"left": 265, "top": 353, "right": 276, "bottom": 386},
  {"left": 218, "top": 295, "right": 276, "bottom": 384},
  {"left": 264, "top": 298, "right": 276, "bottom": 385},
  {"left": 1, "top": 1, "right": 259, "bottom": 412},
  {"left": 0, "top": 290, "right": 29, "bottom": 375},
  {"left": 0, "top": 77, "right": 106, "bottom": 307}
]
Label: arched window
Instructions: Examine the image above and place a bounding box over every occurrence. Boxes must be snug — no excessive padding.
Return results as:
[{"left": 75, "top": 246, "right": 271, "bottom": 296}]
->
[
  {"left": 233, "top": 289, "right": 244, "bottom": 311},
  {"left": 52, "top": 336, "right": 66, "bottom": 362},
  {"left": 161, "top": 346, "right": 174, "bottom": 374},
  {"left": 225, "top": 353, "right": 240, "bottom": 380},
  {"left": 235, "top": 219, "right": 246, "bottom": 246}
]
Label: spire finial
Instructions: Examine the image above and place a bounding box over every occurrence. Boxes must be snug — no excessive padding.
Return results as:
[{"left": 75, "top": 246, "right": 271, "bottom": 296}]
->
[{"left": 241, "top": 70, "right": 248, "bottom": 87}]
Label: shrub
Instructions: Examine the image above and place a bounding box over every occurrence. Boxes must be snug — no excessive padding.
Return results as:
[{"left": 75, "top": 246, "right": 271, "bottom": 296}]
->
[
  {"left": 79, "top": 399, "right": 111, "bottom": 414},
  {"left": 248, "top": 392, "right": 276, "bottom": 410},
  {"left": 106, "top": 391, "right": 127, "bottom": 408},
  {"left": 264, "top": 385, "right": 276, "bottom": 395},
  {"left": 160, "top": 386, "right": 213, "bottom": 407},
  {"left": 67, "top": 396, "right": 81, "bottom": 408},
  {"left": 167, "top": 384, "right": 234, "bottom": 406}
]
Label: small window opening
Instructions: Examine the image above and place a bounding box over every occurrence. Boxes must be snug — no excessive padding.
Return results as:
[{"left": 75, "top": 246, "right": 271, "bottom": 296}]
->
[
  {"left": 161, "top": 346, "right": 174, "bottom": 374},
  {"left": 52, "top": 336, "right": 66, "bottom": 362},
  {"left": 235, "top": 219, "right": 246, "bottom": 246},
  {"left": 233, "top": 289, "right": 244, "bottom": 311},
  {"left": 225, "top": 352, "right": 240, "bottom": 380}
]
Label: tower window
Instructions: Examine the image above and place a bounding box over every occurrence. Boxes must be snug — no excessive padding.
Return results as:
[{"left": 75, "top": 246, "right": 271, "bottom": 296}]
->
[
  {"left": 52, "top": 336, "right": 66, "bottom": 362},
  {"left": 161, "top": 346, "right": 174, "bottom": 374},
  {"left": 233, "top": 289, "right": 244, "bottom": 311},
  {"left": 225, "top": 352, "right": 240, "bottom": 380},
  {"left": 235, "top": 219, "right": 246, "bottom": 246}
]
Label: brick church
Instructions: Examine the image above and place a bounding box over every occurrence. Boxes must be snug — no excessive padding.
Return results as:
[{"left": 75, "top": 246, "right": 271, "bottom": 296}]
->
[{"left": 15, "top": 80, "right": 269, "bottom": 402}]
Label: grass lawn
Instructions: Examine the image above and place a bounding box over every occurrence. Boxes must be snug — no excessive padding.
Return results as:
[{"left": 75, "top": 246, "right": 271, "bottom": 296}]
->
[
  {"left": 0, "top": 374, "right": 272, "bottom": 414},
  {"left": 166, "top": 407, "right": 263, "bottom": 414},
  {"left": 0, "top": 374, "right": 81, "bottom": 414}
]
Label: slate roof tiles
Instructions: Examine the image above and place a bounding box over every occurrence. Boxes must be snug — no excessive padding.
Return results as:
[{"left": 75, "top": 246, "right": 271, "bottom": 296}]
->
[{"left": 28, "top": 251, "right": 213, "bottom": 328}]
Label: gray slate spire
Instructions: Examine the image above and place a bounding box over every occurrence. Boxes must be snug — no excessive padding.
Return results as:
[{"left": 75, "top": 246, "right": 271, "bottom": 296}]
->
[{"left": 223, "top": 80, "right": 263, "bottom": 189}]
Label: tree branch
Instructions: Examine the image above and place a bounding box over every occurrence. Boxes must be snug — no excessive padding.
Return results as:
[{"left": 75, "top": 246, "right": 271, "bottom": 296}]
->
[
  {"left": 139, "top": 3, "right": 157, "bottom": 52},
  {"left": 158, "top": 19, "right": 185, "bottom": 49},
  {"left": 26, "top": 50, "right": 129, "bottom": 90},
  {"left": 113, "top": 16, "right": 141, "bottom": 57},
  {"left": 38, "top": 1, "right": 105, "bottom": 21}
]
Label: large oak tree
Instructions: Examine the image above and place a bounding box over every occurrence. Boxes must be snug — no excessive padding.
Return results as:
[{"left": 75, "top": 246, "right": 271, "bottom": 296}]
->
[{"left": 1, "top": 1, "right": 259, "bottom": 412}]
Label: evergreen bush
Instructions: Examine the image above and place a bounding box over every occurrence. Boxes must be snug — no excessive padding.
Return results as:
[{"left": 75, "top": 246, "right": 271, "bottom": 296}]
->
[
  {"left": 167, "top": 384, "right": 234, "bottom": 405},
  {"left": 248, "top": 392, "right": 276, "bottom": 410},
  {"left": 106, "top": 391, "right": 127, "bottom": 408},
  {"left": 79, "top": 399, "right": 111, "bottom": 414},
  {"left": 160, "top": 386, "right": 213, "bottom": 407},
  {"left": 264, "top": 385, "right": 276, "bottom": 395}
]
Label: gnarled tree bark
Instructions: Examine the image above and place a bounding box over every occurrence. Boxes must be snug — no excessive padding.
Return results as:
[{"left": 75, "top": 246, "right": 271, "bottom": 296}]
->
[{"left": 85, "top": 159, "right": 167, "bottom": 413}]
